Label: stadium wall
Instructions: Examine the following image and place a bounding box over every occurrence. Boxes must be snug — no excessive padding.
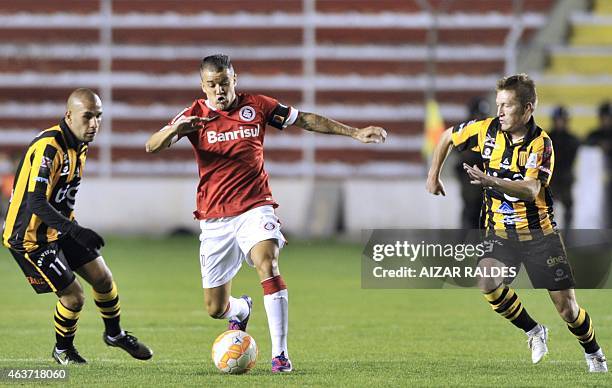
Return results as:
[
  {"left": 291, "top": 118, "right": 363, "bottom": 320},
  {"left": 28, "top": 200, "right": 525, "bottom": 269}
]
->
[
  {"left": 75, "top": 177, "right": 462, "bottom": 236},
  {"left": 75, "top": 147, "right": 605, "bottom": 235}
]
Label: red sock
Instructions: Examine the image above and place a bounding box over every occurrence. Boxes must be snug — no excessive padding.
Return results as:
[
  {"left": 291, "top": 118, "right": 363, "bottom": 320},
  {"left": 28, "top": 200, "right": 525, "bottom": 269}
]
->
[
  {"left": 261, "top": 275, "right": 289, "bottom": 357},
  {"left": 261, "top": 275, "right": 287, "bottom": 295}
]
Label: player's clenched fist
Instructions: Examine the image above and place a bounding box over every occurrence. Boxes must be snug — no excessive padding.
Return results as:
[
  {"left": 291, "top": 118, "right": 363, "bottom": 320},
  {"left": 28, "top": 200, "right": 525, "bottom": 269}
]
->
[
  {"left": 426, "top": 177, "right": 446, "bottom": 196},
  {"left": 352, "top": 126, "right": 388, "bottom": 143}
]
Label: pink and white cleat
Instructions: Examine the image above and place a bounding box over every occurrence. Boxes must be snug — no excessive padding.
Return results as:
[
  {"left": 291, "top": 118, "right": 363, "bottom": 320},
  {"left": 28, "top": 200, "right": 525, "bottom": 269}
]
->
[{"left": 271, "top": 351, "right": 292, "bottom": 373}]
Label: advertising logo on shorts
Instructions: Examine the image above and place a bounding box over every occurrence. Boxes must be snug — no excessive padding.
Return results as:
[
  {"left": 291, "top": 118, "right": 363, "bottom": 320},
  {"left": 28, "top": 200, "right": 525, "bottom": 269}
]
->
[{"left": 239, "top": 106, "right": 256, "bottom": 122}]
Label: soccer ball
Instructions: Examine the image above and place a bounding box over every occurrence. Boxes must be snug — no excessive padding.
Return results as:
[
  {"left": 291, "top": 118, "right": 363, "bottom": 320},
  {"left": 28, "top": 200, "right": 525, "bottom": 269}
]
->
[{"left": 211, "top": 330, "right": 258, "bottom": 374}]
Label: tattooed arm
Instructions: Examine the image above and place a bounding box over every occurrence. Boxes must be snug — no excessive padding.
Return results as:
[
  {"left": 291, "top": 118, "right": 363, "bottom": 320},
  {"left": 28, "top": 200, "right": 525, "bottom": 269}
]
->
[{"left": 293, "top": 111, "right": 387, "bottom": 143}]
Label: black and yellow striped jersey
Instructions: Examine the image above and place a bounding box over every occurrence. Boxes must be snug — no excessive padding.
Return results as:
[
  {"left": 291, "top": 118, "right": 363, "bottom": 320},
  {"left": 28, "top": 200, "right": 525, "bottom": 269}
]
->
[
  {"left": 451, "top": 117, "right": 556, "bottom": 241},
  {"left": 2, "top": 120, "right": 87, "bottom": 252}
]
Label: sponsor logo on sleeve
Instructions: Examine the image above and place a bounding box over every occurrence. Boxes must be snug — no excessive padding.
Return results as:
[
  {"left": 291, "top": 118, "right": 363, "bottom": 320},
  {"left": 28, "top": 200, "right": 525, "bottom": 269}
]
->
[
  {"left": 54, "top": 178, "right": 81, "bottom": 210},
  {"left": 484, "top": 133, "right": 496, "bottom": 148},
  {"left": 40, "top": 156, "right": 53, "bottom": 169},
  {"left": 458, "top": 120, "right": 476, "bottom": 133},
  {"left": 538, "top": 165, "right": 551, "bottom": 174},
  {"left": 60, "top": 153, "right": 70, "bottom": 176},
  {"left": 482, "top": 134, "right": 496, "bottom": 159},
  {"left": 272, "top": 114, "right": 285, "bottom": 125},
  {"left": 525, "top": 152, "right": 538, "bottom": 168}
]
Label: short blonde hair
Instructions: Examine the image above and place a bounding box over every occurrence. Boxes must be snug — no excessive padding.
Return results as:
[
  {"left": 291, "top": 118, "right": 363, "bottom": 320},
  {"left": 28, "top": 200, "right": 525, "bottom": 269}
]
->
[{"left": 496, "top": 73, "right": 537, "bottom": 110}]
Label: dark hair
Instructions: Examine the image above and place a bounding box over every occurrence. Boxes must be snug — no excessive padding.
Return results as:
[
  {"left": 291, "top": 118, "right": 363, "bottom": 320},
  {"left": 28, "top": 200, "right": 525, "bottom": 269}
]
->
[
  {"left": 200, "top": 54, "right": 233, "bottom": 74},
  {"left": 467, "top": 97, "right": 490, "bottom": 120},
  {"left": 598, "top": 101, "right": 611, "bottom": 118},
  {"left": 551, "top": 105, "right": 569, "bottom": 120},
  {"left": 496, "top": 73, "right": 537, "bottom": 110}
]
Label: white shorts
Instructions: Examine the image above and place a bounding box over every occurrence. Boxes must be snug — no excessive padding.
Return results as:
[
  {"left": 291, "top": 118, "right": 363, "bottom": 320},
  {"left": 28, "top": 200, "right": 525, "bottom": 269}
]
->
[{"left": 199, "top": 205, "right": 286, "bottom": 289}]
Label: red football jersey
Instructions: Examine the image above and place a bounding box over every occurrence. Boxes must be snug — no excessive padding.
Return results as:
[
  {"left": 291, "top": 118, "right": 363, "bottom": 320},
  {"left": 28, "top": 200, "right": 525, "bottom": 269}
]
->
[{"left": 169, "top": 93, "right": 298, "bottom": 219}]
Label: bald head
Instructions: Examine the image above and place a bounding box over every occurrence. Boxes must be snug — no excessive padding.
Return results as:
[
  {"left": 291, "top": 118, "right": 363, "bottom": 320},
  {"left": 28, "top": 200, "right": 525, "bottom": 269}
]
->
[
  {"left": 65, "top": 88, "right": 102, "bottom": 143},
  {"left": 67, "top": 88, "right": 100, "bottom": 111}
]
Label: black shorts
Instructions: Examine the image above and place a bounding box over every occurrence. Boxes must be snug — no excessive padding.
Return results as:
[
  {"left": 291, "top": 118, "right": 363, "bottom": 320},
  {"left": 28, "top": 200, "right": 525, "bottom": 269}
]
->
[
  {"left": 481, "top": 232, "right": 575, "bottom": 290},
  {"left": 9, "top": 236, "right": 99, "bottom": 294}
]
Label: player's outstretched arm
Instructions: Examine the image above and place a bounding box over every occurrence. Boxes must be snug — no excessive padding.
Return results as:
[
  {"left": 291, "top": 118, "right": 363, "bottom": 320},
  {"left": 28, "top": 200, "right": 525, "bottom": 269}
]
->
[
  {"left": 145, "top": 116, "right": 212, "bottom": 153},
  {"left": 463, "top": 164, "right": 541, "bottom": 202},
  {"left": 293, "top": 111, "right": 387, "bottom": 143},
  {"left": 426, "top": 127, "right": 454, "bottom": 196}
]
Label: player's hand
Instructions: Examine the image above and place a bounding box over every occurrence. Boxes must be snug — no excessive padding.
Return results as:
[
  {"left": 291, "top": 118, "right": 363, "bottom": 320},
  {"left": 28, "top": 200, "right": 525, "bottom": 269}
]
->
[
  {"left": 352, "top": 126, "right": 387, "bottom": 143},
  {"left": 69, "top": 224, "right": 105, "bottom": 250},
  {"left": 174, "top": 115, "right": 217, "bottom": 137},
  {"left": 426, "top": 176, "right": 446, "bottom": 196},
  {"left": 463, "top": 163, "right": 493, "bottom": 187}
]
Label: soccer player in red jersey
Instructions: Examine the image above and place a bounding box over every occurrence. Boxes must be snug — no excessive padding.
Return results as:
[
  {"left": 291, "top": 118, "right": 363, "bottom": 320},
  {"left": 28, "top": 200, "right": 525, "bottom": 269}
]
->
[{"left": 146, "top": 54, "right": 387, "bottom": 372}]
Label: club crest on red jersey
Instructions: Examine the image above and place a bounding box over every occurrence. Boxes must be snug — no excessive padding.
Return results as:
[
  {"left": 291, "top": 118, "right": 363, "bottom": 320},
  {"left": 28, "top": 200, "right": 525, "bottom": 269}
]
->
[{"left": 239, "top": 106, "right": 256, "bottom": 122}]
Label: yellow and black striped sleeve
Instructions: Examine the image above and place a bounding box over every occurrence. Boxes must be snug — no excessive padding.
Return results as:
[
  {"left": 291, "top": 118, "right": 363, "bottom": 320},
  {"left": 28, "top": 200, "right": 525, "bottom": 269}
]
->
[
  {"left": 524, "top": 135, "right": 554, "bottom": 186},
  {"left": 26, "top": 140, "right": 75, "bottom": 233},
  {"left": 27, "top": 140, "right": 60, "bottom": 196},
  {"left": 451, "top": 118, "right": 491, "bottom": 152}
]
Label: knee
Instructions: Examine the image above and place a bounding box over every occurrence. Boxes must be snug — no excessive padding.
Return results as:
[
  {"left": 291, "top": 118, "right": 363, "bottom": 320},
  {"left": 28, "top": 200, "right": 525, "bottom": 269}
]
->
[
  {"left": 556, "top": 301, "right": 579, "bottom": 322},
  {"left": 92, "top": 270, "right": 114, "bottom": 293},
  {"left": 60, "top": 288, "right": 85, "bottom": 311},
  {"left": 205, "top": 299, "right": 227, "bottom": 318},
  {"left": 478, "top": 278, "right": 499, "bottom": 293},
  {"left": 477, "top": 269, "right": 501, "bottom": 294},
  {"left": 96, "top": 275, "right": 114, "bottom": 293}
]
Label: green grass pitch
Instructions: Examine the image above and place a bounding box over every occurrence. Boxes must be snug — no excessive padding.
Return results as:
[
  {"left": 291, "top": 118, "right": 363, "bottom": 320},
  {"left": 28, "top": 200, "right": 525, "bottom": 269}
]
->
[{"left": 0, "top": 236, "right": 611, "bottom": 387}]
